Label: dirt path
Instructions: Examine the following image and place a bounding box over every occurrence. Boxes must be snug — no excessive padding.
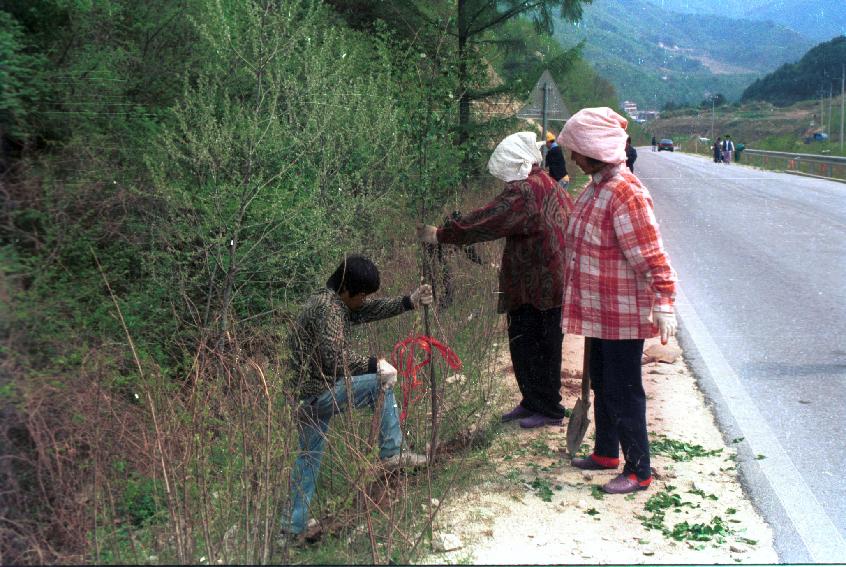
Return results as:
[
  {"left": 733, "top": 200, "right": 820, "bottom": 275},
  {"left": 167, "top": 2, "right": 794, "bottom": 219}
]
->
[{"left": 422, "top": 335, "right": 778, "bottom": 564}]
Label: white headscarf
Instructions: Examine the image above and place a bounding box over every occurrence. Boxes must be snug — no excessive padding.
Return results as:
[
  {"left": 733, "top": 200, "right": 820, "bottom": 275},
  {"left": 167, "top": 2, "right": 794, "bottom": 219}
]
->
[
  {"left": 487, "top": 131, "right": 543, "bottom": 182},
  {"left": 557, "top": 107, "right": 628, "bottom": 164}
]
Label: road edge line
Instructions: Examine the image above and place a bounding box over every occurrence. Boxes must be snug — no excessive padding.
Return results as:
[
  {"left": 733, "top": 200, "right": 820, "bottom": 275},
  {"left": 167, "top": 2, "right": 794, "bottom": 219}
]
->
[{"left": 674, "top": 285, "right": 846, "bottom": 562}]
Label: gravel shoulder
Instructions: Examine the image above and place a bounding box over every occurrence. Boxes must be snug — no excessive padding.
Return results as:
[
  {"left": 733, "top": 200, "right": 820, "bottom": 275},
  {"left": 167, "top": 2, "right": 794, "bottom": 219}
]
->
[{"left": 421, "top": 334, "right": 778, "bottom": 564}]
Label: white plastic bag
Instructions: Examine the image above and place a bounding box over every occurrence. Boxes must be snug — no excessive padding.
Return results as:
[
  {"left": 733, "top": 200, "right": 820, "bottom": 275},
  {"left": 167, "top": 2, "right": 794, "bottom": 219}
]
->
[{"left": 487, "top": 131, "right": 543, "bottom": 183}]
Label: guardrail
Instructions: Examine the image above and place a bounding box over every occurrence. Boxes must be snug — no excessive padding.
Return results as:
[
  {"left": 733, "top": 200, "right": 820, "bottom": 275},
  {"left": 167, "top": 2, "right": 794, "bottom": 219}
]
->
[{"left": 741, "top": 148, "right": 846, "bottom": 181}]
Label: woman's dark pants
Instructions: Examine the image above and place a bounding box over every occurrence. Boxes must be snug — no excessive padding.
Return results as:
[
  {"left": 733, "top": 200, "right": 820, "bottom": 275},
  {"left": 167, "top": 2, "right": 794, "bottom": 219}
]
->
[
  {"left": 506, "top": 304, "right": 566, "bottom": 420},
  {"left": 589, "top": 338, "right": 651, "bottom": 479}
]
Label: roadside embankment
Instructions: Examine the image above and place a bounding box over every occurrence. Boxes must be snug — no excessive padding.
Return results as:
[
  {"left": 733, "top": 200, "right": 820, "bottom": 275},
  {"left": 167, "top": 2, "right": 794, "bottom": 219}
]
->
[{"left": 421, "top": 334, "right": 778, "bottom": 564}]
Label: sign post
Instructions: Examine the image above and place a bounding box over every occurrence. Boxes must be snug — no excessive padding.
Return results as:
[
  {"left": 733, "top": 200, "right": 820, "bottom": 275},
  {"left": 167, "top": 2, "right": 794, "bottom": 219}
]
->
[{"left": 517, "top": 70, "right": 571, "bottom": 150}]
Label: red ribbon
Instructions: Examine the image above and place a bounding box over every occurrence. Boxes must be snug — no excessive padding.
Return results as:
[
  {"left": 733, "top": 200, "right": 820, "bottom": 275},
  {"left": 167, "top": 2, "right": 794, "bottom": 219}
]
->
[{"left": 391, "top": 335, "right": 462, "bottom": 423}]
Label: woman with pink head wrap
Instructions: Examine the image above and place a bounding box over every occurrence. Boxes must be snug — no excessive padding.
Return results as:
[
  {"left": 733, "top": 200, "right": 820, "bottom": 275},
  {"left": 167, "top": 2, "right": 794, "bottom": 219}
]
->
[{"left": 557, "top": 108, "right": 678, "bottom": 495}]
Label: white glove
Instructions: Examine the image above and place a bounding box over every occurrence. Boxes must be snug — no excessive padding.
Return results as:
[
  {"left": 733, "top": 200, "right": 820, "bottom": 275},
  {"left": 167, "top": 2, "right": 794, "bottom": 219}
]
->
[
  {"left": 653, "top": 310, "right": 677, "bottom": 345},
  {"left": 377, "top": 358, "right": 398, "bottom": 389},
  {"left": 416, "top": 223, "right": 438, "bottom": 245},
  {"left": 410, "top": 284, "right": 433, "bottom": 308}
]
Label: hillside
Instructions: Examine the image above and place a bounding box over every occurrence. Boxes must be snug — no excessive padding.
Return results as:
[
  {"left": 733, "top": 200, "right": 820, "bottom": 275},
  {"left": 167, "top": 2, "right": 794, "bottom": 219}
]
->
[
  {"left": 742, "top": 36, "right": 846, "bottom": 106},
  {"left": 553, "top": 0, "right": 813, "bottom": 108},
  {"left": 646, "top": 96, "right": 844, "bottom": 155},
  {"left": 746, "top": 0, "right": 846, "bottom": 42},
  {"left": 0, "top": 0, "right": 626, "bottom": 564}
]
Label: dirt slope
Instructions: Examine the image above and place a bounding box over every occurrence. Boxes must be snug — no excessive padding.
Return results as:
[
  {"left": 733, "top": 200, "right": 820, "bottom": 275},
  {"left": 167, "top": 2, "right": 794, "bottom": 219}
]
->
[{"left": 421, "top": 335, "right": 778, "bottom": 564}]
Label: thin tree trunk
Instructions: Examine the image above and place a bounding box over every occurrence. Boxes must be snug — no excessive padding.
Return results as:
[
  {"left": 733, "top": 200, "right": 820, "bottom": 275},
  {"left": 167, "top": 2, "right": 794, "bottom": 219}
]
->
[{"left": 457, "top": 0, "right": 470, "bottom": 191}]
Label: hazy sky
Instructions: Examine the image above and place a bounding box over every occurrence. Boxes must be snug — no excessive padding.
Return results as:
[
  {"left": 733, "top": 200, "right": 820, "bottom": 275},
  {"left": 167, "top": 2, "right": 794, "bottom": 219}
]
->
[{"left": 650, "top": 0, "right": 776, "bottom": 18}]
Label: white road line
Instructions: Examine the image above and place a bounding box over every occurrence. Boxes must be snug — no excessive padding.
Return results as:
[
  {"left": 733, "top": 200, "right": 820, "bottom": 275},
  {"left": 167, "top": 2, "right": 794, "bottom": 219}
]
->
[{"left": 675, "top": 285, "right": 846, "bottom": 562}]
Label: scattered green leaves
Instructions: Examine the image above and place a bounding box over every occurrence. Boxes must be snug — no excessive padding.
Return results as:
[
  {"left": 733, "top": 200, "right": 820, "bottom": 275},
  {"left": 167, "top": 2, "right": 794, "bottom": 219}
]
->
[
  {"left": 688, "top": 487, "right": 719, "bottom": 501},
  {"left": 637, "top": 487, "right": 735, "bottom": 545},
  {"left": 650, "top": 435, "right": 722, "bottom": 461},
  {"left": 529, "top": 477, "right": 553, "bottom": 502},
  {"left": 669, "top": 516, "right": 731, "bottom": 542},
  {"left": 529, "top": 437, "right": 556, "bottom": 458},
  {"left": 645, "top": 490, "right": 693, "bottom": 513},
  {"left": 590, "top": 485, "right": 605, "bottom": 500}
]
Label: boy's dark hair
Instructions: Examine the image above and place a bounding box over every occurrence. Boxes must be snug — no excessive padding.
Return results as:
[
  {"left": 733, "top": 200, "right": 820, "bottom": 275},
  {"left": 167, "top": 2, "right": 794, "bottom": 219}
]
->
[{"left": 326, "top": 255, "right": 380, "bottom": 295}]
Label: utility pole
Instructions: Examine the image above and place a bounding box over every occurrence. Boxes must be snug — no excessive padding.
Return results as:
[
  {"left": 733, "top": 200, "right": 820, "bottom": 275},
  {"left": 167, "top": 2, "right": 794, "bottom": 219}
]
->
[
  {"left": 711, "top": 95, "right": 715, "bottom": 141},
  {"left": 829, "top": 84, "right": 833, "bottom": 136},
  {"left": 820, "top": 88, "right": 825, "bottom": 133}
]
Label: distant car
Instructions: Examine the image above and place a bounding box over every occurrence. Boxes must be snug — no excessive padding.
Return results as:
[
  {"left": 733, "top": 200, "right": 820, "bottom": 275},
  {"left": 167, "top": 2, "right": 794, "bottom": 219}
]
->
[{"left": 658, "top": 138, "right": 674, "bottom": 151}]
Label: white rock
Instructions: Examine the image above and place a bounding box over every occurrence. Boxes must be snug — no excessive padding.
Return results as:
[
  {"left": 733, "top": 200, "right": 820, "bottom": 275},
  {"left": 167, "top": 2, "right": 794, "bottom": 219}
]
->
[
  {"left": 433, "top": 533, "right": 463, "bottom": 552},
  {"left": 577, "top": 499, "right": 589, "bottom": 509},
  {"left": 730, "top": 545, "right": 746, "bottom": 553}
]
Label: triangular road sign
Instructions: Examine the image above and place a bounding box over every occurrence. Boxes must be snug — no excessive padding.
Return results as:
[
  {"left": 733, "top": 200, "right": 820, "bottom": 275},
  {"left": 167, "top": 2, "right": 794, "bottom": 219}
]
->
[{"left": 516, "top": 70, "right": 571, "bottom": 122}]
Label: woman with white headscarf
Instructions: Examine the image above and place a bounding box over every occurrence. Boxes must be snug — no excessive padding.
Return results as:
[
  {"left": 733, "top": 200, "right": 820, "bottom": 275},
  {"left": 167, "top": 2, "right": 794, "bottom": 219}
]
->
[
  {"left": 417, "top": 132, "right": 573, "bottom": 429},
  {"left": 557, "top": 108, "right": 678, "bottom": 494}
]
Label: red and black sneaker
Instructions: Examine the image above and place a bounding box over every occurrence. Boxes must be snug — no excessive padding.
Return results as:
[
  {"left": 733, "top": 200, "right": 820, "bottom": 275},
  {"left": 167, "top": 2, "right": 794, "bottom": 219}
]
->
[
  {"left": 602, "top": 473, "right": 652, "bottom": 494},
  {"left": 571, "top": 453, "right": 620, "bottom": 470}
]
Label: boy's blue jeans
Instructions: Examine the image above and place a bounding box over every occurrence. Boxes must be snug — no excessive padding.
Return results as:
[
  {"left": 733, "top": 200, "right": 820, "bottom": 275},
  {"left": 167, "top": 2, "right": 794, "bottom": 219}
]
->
[{"left": 283, "top": 373, "right": 403, "bottom": 535}]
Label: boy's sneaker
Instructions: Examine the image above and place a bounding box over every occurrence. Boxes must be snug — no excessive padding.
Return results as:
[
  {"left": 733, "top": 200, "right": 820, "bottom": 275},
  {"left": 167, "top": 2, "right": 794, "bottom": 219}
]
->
[
  {"left": 380, "top": 452, "right": 428, "bottom": 469},
  {"left": 275, "top": 530, "right": 305, "bottom": 549},
  {"left": 276, "top": 519, "right": 321, "bottom": 548}
]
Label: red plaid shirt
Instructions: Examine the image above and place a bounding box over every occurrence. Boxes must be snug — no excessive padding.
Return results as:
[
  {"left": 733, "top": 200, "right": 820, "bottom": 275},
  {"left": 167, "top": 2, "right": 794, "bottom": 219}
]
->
[{"left": 562, "top": 163, "right": 677, "bottom": 339}]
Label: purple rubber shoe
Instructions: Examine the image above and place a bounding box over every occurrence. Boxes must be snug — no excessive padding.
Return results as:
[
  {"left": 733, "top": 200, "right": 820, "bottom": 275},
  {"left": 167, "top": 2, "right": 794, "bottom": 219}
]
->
[
  {"left": 500, "top": 405, "right": 534, "bottom": 423},
  {"left": 601, "top": 473, "right": 652, "bottom": 494},
  {"left": 518, "top": 414, "right": 563, "bottom": 429}
]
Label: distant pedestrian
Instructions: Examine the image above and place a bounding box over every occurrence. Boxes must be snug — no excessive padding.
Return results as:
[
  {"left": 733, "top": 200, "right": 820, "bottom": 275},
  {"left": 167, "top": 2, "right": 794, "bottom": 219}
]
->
[
  {"left": 557, "top": 107, "right": 678, "bottom": 495},
  {"left": 544, "top": 131, "right": 570, "bottom": 189},
  {"left": 713, "top": 137, "right": 723, "bottom": 163},
  {"left": 651, "top": 136, "right": 657, "bottom": 152},
  {"left": 722, "top": 135, "right": 734, "bottom": 164},
  {"left": 625, "top": 136, "right": 638, "bottom": 173}
]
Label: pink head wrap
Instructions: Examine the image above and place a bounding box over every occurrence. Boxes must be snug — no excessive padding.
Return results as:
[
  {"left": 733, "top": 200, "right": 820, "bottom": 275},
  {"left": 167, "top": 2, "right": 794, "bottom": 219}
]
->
[{"left": 557, "top": 107, "right": 628, "bottom": 164}]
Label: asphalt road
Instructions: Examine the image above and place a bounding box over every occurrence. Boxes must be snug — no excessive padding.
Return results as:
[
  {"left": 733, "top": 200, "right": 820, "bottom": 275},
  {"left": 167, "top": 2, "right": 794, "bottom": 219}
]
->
[{"left": 634, "top": 148, "right": 846, "bottom": 563}]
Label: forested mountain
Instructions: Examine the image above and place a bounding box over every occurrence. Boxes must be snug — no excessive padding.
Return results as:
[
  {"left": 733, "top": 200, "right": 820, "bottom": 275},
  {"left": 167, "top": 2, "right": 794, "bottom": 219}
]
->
[
  {"left": 553, "top": 0, "right": 813, "bottom": 108},
  {"left": 641, "top": 1, "right": 846, "bottom": 42},
  {"left": 742, "top": 35, "right": 846, "bottom": 106},
  {"left": 745, "top": 0, "right": 846, "bottom": 42}
]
